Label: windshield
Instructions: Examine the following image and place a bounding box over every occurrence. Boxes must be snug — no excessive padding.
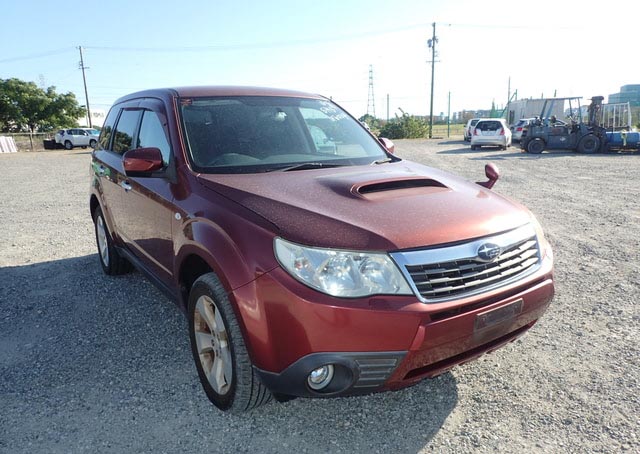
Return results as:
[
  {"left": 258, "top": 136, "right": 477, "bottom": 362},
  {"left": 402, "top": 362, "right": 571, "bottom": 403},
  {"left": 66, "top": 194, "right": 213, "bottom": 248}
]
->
[{"left": 180, "top": 96, "right": 389, "bottom": 173}]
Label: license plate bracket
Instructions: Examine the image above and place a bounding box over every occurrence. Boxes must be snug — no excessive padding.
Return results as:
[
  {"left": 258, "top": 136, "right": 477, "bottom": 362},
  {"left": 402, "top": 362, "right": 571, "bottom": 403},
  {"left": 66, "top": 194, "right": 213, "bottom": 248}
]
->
[{"left": 475, "top": 299, "right": 523, "bottom": 332}]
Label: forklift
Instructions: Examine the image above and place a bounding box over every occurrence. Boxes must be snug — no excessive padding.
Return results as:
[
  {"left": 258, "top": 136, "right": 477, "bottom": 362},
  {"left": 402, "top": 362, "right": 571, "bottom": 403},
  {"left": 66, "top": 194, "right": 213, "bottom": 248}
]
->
[{"left": 520, "top": 96, "right": 607, "bottom": 154}]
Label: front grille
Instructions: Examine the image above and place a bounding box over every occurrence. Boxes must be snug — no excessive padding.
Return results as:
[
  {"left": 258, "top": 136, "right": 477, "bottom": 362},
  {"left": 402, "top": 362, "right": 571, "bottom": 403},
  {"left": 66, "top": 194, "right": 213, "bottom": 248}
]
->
[{"left": 391, "top": 224, "right": 541, "bottom": 302}]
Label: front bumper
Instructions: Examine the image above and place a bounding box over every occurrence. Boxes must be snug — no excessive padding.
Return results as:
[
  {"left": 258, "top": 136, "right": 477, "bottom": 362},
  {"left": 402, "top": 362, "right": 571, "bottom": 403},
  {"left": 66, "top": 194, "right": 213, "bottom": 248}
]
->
[{"left": 233, "top": 253, "right": 554, "bottom": 398}]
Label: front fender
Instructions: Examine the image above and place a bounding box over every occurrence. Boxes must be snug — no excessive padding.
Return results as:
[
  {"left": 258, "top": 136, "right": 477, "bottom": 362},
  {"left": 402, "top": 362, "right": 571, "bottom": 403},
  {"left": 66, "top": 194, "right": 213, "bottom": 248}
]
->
[{"left": 174, "top": 216, "right": 279, "bottom": 294}]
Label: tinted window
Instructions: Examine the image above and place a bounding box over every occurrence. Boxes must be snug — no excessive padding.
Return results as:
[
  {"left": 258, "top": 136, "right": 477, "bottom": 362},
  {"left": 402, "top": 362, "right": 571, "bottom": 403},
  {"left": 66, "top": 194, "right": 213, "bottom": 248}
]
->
[
  {"left": 112, "top": 109, "right": 141, "bottom": 154},
  {"left": 98, "top": 108, "right": 120, "bottom": 150},
  {"left": 476, "top": 121, "right": 503, "bottom": 131},
  {"left": 181, "top": 96, "right": 386, "bottom": 173},
  {"left": 137, "top": 110, "right": 171, "bottom": 165}
]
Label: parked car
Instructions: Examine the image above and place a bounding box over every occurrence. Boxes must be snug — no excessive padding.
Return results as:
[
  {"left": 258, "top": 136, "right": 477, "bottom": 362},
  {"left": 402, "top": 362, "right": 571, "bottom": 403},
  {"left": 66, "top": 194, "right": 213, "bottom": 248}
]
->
[
  {"left": 90, "top": 86, "right": 554, "bottom": 413},
  {"left": 55, "top": 128, "right": 100, "bottom": 150},
  {"left": 511, "top": 118, "right": 567, "bottom": 143},
  {"left": 471, "top": 118, "right": 512, "bottom": 150},
  {"left": 463, "top": 118, "right": 480, "bottom": 141}
]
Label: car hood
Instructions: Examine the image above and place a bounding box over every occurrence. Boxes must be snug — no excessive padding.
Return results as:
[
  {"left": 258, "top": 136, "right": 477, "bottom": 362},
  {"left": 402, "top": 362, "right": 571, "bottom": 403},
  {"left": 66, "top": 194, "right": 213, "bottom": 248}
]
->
[{"left": 196, "top": 161, "right": 532, "bottom": 251}]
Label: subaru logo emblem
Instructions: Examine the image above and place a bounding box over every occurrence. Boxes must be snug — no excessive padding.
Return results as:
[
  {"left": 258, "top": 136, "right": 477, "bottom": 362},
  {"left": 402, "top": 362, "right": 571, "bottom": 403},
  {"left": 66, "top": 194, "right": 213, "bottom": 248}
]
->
[{"left": 477, "top": 243, "right": 502, "bottom": 262}]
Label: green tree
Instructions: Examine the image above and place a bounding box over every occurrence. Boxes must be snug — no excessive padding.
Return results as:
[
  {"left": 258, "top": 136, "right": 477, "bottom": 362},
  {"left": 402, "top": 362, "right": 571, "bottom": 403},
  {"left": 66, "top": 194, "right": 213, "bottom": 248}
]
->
[
  {"left": 358, "top": 114, "right": 381, "bottom": 135},
  {"left": 0, "top": 78, "right": 85, "bottom": 133},
  {"left": 379, "top": 109, "right": 429, "bottom": 139}
]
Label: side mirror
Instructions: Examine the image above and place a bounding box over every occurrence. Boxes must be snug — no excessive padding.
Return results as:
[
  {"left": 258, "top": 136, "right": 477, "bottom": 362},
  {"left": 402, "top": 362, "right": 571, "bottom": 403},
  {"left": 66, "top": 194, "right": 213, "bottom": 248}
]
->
[
  {"left": 378, "top": 137, "right": 395, "bottom": 154},
  {"left": 476, "top": 162, "right": 500, "bottom": 189},
  {"left": 123, "top": 147, "right": 163, "bottom": 175}
]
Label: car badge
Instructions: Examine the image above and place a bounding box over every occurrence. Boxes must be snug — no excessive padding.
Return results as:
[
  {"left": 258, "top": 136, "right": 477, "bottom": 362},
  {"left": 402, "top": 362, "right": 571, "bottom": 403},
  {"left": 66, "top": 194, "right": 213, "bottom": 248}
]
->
[{"left": 477, "top": 243, "right": 502, "bottom": 262}]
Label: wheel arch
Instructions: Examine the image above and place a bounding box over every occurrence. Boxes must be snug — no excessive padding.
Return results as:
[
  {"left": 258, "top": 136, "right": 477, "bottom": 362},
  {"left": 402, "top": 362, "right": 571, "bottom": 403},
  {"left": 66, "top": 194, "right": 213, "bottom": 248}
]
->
[{"left": 89, "top": 194, "right": 100, "bottom": 219}]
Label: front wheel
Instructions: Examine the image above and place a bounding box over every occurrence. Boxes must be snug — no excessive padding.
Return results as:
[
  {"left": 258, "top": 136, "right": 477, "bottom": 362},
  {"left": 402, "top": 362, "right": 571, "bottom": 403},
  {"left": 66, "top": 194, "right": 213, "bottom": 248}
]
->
[
  {"left": 188, "top": 273, "right": 272, "bottom": 412},
  {"left": 64, "top": 140, "right": 73, "bottom": 150},
  {"left": 90, "top": 139, "right": 97, "bottom": 148},
  {"left": 527, "top": 138, "right": 545, "bottom": 154}
]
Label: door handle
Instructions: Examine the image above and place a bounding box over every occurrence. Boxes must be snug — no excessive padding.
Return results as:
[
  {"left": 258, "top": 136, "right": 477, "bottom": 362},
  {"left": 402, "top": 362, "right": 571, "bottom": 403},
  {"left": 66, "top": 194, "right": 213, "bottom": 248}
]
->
[{"left": 120, "top": 181, "right": 132, "bottom": 192}]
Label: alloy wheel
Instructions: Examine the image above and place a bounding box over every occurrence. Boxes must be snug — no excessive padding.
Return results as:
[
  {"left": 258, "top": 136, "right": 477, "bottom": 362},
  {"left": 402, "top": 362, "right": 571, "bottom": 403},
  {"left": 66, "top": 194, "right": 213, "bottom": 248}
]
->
[
  {"left": 193, "top": 295, "right": 233, "bottom": 395},
  {"left": 96, "top": 215, "right": 109, "bottom": 266}
]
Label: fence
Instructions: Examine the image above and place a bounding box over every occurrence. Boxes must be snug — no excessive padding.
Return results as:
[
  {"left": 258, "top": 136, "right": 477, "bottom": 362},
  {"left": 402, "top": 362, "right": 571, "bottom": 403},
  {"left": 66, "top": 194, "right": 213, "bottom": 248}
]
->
[
  {"left": 431, "top": 124, "right": 465, "bottom": 138},
  {"left": 1, "top": 133, "right": 54, "bottom": 152}
]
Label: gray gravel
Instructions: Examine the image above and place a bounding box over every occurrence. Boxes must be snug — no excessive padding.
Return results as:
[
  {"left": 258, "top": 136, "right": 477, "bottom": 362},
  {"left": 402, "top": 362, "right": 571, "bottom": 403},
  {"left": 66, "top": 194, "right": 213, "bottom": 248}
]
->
[{"left": 1, "top": 142, "right": 638, "bottom": 453}]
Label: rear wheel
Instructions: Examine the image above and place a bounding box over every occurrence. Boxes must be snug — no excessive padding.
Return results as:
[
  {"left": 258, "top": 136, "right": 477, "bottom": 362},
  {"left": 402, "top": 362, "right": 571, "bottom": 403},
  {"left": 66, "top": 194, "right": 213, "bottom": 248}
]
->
[
  {"left": 577, "top": 134, "right": 600, "bottom": 154},
  {"left": 188, "top": 273, "right": 272, "bottom": 412},
  {"left": 64, "top": 140, "right": 73, "bottom": 150},
  {"left": 527, "top": 138, "right": 545, "bottom": 154}
]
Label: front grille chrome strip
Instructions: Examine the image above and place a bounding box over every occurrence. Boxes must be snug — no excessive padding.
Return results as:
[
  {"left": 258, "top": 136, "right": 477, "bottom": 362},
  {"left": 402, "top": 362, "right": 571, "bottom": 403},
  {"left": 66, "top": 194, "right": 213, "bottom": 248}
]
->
[{"left": 390, "top": 224, "right": 541, "bottom": 303}]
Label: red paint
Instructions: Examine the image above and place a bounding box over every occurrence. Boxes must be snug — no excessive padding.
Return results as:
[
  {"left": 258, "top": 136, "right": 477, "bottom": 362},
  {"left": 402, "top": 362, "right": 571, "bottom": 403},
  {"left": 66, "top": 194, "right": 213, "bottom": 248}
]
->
[{"left": 90, "top": 86, "right": 555, "bottom": 397}]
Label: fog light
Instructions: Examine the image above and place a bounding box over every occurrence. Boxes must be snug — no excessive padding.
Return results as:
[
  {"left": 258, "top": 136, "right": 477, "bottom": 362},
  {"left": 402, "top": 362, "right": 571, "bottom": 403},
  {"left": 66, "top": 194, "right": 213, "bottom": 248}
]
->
[{"left": 307, "top": 364, "right": 335, "bottom": 391}]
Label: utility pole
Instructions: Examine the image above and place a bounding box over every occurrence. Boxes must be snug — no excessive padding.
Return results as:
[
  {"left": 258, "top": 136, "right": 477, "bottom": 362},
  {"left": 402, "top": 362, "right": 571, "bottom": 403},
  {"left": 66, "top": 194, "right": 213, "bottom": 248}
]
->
[
  {"left": 78, "top": 46, "right": 92, "bottom": 128},
  {"left": 507, "top": 76, "right": 511, "bottom": 124},
  {"left": 447, "top": 91, "right": 451, "bottom": 138},
  {"left": 427, "top": 22, "right": 438, "bottom": 139},
  {"left": 386, "top": 93, "right": 390, "bottom": 122}
]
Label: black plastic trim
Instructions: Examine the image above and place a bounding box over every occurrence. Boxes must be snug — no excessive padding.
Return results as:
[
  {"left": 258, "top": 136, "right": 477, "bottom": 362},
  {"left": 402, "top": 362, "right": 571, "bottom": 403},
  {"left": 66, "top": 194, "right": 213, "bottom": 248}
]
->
[{"left": 255, "top": 351, "right": 406, "bottom": 398}]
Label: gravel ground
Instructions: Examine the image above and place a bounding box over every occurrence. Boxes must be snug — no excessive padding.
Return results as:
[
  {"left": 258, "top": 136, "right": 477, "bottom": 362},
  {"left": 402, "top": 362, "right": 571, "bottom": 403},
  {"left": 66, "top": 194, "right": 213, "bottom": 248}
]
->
[{"left": 1, "top": 142, "right": 638, "bottom": 453}]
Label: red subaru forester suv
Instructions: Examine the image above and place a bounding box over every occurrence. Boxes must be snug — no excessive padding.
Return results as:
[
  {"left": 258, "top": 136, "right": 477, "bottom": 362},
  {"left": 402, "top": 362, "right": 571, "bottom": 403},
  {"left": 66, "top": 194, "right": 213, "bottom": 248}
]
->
[{"left": 90, "top": 86, "right": 554, "bottom": 412}]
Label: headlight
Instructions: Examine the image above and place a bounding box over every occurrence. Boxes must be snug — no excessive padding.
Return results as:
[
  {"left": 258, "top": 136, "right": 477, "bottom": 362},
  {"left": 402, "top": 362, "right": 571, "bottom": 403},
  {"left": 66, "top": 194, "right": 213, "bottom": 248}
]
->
[
  {"left": 274, "top": 238, "right": 412, "bottom": 298},
  {"left": 530, "top": 214, "right": 550, "bottom": 258}
]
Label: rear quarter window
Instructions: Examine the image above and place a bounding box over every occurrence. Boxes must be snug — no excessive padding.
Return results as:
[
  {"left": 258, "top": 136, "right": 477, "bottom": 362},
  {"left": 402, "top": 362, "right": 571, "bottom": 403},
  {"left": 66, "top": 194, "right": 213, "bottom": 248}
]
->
[{"left": 98, "top": 108, "right": 119, "bottom": 150}]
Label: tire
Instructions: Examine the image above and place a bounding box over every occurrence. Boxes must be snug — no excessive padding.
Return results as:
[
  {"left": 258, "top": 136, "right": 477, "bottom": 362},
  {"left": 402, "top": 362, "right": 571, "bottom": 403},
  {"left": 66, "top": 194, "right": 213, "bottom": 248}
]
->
[
  {"left": 64, "top": 140, "right": 73, "bottom": 150},
  {"left": 90, "top": 139, "right": 97, "bottom": 148},
  {"left": 92, "top": 206, "right": 131, "bottom": 275},
  {"left": 527, "top": 138, "right": 545, "bottom": 154},
  {"left": 577, "top": 134, "right": 600, "bottom": 154},
  {"left": 188, "top": 273, "right": 272, "bottom": 413}
]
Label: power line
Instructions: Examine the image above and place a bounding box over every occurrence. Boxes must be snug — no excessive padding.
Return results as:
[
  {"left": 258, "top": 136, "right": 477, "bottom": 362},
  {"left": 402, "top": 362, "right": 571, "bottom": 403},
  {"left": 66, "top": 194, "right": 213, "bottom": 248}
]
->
[
  {"left": 83, "top": 24, "right": 432, "bottom": 53},
  {"left": 0, "top": 47, "right": 75, "bottom": 64}
]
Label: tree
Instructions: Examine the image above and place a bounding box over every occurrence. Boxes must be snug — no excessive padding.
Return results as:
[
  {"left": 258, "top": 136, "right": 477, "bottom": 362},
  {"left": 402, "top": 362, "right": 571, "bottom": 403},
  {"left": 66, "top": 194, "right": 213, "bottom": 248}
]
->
[
  {"left": 379, "top": 109, "right": 430, "bottom": 139},
  {"left": 0, "top": 78, "right": 85, "bottom": 133},
  {"left": 358, "top": 114, "right": 381, "bottom": 135}
]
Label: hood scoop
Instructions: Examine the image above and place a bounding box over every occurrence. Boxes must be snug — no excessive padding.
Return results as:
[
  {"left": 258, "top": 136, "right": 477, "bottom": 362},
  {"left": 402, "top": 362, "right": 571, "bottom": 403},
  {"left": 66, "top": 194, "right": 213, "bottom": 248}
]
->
[{"left": 355, "top": 178, "right": 448, "bottom": 198}]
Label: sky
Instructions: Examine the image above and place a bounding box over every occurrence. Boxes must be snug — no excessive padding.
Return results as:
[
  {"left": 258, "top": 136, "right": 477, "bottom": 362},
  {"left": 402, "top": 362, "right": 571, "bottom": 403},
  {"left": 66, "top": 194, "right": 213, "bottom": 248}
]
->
[{"left": 1, "top": 0, "right": 638, "bottom": 121}]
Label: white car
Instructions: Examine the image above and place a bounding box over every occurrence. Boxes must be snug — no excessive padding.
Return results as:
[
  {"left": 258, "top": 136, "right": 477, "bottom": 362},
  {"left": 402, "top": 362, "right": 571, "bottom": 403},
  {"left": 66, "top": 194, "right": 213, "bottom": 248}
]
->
[
  {"left": 470, "top": 118, "right": 511, "bottom": 150},
  {"left": 463, "top": 118, "right": 480, "bottom": 141},
  {"left": 55, "top": 128, "right": 100, "bottom": 150}
]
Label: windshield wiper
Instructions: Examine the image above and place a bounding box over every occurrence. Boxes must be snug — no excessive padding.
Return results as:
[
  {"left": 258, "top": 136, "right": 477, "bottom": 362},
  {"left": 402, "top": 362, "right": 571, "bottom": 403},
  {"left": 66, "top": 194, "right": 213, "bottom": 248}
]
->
[
  {"left": 372, "top": 157, "right": 393, "bottom": 165},
  {"left": 268, "top": 162, "right": 344, "bottom": 172}
]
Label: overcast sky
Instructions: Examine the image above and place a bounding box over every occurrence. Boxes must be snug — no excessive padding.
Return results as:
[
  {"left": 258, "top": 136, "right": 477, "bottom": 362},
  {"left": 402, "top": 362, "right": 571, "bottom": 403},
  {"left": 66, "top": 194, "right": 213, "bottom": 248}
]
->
[{"left": 1, "top": 0, "right": 638, "bottom": 119}]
